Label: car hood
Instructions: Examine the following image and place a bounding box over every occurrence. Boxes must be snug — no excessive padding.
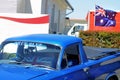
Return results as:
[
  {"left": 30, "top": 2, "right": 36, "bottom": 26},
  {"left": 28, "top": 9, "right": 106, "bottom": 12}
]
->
[{"left": 0, "top": 64, "right": 53, "bottom": 80}]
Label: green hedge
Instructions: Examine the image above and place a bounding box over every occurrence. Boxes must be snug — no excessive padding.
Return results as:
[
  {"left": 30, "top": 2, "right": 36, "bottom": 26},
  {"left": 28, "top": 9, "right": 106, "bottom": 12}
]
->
[{"left": 79, "top": 31, "right": 120, "bottom": 48}]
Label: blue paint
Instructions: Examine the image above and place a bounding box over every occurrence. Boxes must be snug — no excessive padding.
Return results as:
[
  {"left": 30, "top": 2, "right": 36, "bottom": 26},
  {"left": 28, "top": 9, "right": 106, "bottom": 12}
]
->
[{"left": 0, "top": 34, "right": 119, "bottom": 80}]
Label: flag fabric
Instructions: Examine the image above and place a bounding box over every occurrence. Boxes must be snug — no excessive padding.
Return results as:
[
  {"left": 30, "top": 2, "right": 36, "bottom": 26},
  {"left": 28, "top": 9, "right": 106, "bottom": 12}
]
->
[{"left": 95, "top": 5, "right": 116, "bottom": 26}]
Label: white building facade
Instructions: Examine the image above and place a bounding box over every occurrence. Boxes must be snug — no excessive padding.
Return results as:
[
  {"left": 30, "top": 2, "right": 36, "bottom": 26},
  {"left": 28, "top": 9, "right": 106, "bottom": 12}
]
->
[{"left": 0, "top": 0, "right": 73, "bottom": 33}]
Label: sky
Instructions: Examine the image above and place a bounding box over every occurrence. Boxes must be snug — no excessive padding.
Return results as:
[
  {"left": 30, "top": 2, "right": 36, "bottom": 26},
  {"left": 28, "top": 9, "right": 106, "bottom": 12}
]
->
[{"left": 67, "top": 0, "right": 120, "bottom": 19}]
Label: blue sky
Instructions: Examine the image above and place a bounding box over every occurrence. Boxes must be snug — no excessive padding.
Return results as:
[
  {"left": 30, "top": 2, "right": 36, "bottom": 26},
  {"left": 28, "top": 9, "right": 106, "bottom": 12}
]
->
[{"left": 67, "top": 0, "right": 120, "bottom": 19}]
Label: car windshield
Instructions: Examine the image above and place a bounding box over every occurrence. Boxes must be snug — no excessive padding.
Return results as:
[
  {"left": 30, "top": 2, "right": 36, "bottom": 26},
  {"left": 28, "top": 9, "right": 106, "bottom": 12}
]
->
[{"left": 0, "top": 41, "right": 60, "bottom": 69}]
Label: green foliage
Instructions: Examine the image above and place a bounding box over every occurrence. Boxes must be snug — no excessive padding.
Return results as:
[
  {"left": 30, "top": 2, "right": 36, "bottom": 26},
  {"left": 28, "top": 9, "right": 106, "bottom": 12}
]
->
[{"left": 79, "top": 31, "right": 120, "bottom": 48}]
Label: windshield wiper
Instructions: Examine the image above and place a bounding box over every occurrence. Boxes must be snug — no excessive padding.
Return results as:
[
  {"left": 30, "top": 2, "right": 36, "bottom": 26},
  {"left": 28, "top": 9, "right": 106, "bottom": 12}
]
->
[
  {"left": 34, "top": 64, "right": 55, "bottom": 70},
  {"left": 9, "top": 61, "right": 23, "bottom": 64}
]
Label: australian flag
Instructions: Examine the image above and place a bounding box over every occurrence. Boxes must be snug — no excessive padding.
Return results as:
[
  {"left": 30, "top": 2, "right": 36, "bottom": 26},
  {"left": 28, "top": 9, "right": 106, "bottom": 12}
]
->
[{"left": 95, "top": 5, "right": 116, "bottom": 26}]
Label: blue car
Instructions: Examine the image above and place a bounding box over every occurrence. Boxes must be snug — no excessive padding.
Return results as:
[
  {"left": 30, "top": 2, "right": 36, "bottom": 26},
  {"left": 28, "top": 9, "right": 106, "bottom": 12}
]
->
[{"left": 0, "top": 34, "right": 120, "bottom": 80}]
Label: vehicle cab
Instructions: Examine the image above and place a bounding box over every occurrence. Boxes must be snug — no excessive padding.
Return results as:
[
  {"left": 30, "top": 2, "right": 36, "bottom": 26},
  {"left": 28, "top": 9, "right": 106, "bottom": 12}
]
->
[{"left": 0, "top": 34, "right": 88, "bottom": 80}]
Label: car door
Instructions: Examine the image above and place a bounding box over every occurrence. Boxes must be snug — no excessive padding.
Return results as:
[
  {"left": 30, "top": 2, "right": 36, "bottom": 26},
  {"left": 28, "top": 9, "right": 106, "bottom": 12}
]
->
[{"left": 54, "top": 44, "right": 88, "bottom": 80}]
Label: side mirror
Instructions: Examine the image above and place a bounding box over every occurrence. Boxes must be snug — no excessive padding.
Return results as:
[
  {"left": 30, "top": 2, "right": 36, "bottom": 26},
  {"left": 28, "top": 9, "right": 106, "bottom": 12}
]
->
[{"left": 75, "top": 32, "right": 79, "bottom": 37}]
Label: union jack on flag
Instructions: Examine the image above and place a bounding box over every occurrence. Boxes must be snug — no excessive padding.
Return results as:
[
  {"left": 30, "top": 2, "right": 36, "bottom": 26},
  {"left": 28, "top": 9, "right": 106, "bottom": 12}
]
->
[
  {"left": 95, "top": 5, "right": 106, "bottom": 17},
  {"left": 95, "top": 5, "right": 116, "bottom": 26}
]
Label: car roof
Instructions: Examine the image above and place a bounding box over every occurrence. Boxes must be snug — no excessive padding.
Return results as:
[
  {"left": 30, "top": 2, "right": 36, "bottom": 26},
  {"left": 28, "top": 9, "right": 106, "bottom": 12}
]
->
[{"left": 3, "top": 34, "right": 82, "bottom": 47}]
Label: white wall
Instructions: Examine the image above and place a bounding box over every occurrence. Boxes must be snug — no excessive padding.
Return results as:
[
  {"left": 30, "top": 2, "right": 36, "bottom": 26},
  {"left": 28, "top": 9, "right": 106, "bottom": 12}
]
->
[
  {"left": 45, "top": 0, "right": 67, "bottom": 33},
  {"left": 0, "top": 0, "right": 17, "bottom": 13},
  {"left": 0, "top": 13, "right": 49, "bottom": 43},
  {"left": 0, "top": 0, "right": 68, "bottom": 34}
]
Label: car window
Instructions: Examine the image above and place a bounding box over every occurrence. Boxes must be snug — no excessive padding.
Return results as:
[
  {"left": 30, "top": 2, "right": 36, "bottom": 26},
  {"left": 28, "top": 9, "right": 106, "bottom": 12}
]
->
[
  {"left": 61, "top": 44, "right": 80, "bottom": 69},
  {"left": 0, "top": 41, "right": 60, "bottom": 69},
  {"left": 75, "top": 25, "right": 84, "bottom": 32}
]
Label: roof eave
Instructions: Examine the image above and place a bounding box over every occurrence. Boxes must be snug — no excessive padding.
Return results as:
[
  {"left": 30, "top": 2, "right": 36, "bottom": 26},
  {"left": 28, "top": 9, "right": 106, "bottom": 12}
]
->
[{"left": 65, "top": 0, "right": 74, "bottom": 11}]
